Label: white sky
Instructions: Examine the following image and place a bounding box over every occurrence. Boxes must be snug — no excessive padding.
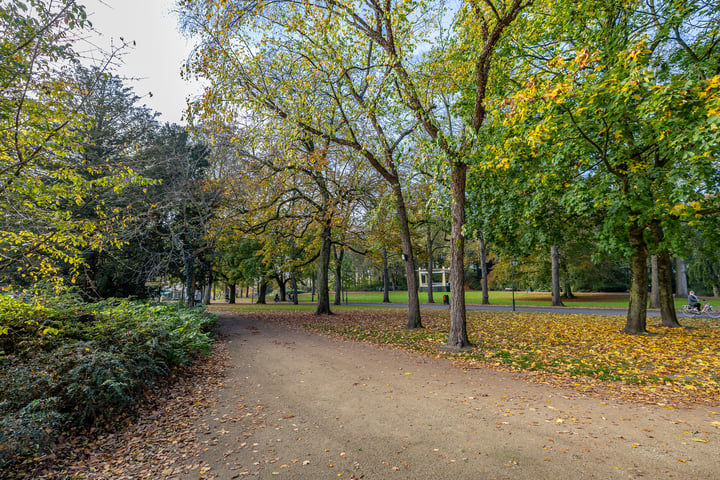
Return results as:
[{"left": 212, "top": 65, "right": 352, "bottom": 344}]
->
[{"left": 82, "top": 0, "right": 200, "bottom": 125}]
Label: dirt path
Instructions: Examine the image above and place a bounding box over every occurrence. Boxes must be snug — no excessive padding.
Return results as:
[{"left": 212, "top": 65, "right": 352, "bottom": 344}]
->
[{"left": 181, "top": 313, "right": 720, "bottom": 479}]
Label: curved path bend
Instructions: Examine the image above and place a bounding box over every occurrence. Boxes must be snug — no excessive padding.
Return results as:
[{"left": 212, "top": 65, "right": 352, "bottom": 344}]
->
[{"left": 182, "top": 313, "right": 720, "bottom": 480}]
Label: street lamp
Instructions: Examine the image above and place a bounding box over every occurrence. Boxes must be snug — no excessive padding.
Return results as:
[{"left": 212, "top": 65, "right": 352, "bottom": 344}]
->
[{"left": 511, "top": 257, "right": 518, "bottom": 312}]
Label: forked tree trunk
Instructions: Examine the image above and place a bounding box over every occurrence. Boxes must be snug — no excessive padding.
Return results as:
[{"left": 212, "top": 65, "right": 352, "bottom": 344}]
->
[
  {"left": 624, "top": 222, "right": 649, "bottom": 334},
  {"left": 447, "top": 162, "right": 472, "bottom": 349},
  {"left": 551, "top": 245, "right": 564, "bottom": 307}
]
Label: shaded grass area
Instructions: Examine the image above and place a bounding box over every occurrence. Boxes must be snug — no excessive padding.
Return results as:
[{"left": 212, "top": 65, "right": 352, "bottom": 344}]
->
[
  {"left": 224, "top": 291, "right": 715, "bottom": 309},
  {"left": 219, "top": 306, "right": 720, "bottom": 407}
]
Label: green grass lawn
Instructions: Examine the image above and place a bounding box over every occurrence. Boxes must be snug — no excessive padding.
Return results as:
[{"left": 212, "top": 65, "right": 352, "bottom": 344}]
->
[{"left": 223, "top": 290, "right": 714, "bottom": 310}]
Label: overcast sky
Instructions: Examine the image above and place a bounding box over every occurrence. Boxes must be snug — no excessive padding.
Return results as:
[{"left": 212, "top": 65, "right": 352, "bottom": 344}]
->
[{"left": 82, "top": 0, "right": 200, "bottom": 125}]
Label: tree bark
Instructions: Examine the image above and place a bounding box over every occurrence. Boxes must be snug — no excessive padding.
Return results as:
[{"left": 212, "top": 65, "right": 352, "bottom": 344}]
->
[
  {"left": 382, "top": 248, "right": 390, "bottom": 303},
  {"left": 650, "top": 222, "right": 681, "bottom": 327},
  {"left": 333, "top": 245, "right": 343, "bottom": 306},
  {"left": 316, "top": 222, "right": 333, "bottom": 315},
  {"left": 276, "top": 274, "right": 287, "bottom": 301},
  {"left": 257, "top": 280, "right": 268, "bottom": 304},
  {"left": 623, "top": 222, "right": 649, "bottom": 334},
  {"left": 657, "top": 250, "right": 681, "bottom": 327},
  {"left": 426, "top": 227, "right": 435, "bottom": 303},
  {"left": 183, "top": 248, "right": 195, "bottom": 307},
  {"left": 480, "top": 232, "right": 489, "bottom": 305},
  {"left": 447, "top": 162, "right": 472, "bottom": 349},
  {"left": 551, "top": 245, "right": 564, "bottom": 307},
  {"left": 291, "top": 269, "right": 299, "bottom": 305},
  {"left": 228, "top": 283, "right": 236, "bottom": 304},
  {"left": 392, "top": 182, "right": 422, "bottom": 329},
  {"left": 649, "top": 255, "right": 660, "bottom": 309},
  {"left": 676, "top": 257, "right": 688, "bottom": 297}
]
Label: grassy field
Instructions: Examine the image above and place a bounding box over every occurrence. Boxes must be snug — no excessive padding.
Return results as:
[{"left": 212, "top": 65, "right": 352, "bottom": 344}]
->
[
  {"left": 225, "top": 290, "right": 715, "bottom": 310},
  {"left": 211, "top": 305, "right": 720, "bottom": 407}
]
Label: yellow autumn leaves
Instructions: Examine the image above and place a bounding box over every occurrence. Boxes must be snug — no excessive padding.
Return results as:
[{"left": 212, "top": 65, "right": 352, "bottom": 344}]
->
[{"left": 256, "top": 308, "right": 720, "bottom": 407}]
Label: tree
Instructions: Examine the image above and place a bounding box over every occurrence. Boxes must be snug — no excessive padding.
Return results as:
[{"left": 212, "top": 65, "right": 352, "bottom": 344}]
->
[
  {"left": 0, "top": 0, "right": 148, "bottom": 287},
  {"left": 207, "top": 117, "right": 374, "bottom": 314},
  {"left": 503, "top": 0, "right": 720, "bottom": 333},
  {"left": 179, "top": 0, "right": 427, "bottom": 327},
  {"left": 69, "top": 66, "right": 163, "bottom": 298}
]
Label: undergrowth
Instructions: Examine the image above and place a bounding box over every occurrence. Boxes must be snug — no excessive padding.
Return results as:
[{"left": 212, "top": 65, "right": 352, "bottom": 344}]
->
[{"left": 0, "top": 292, "right": 217, "bottom": 466}]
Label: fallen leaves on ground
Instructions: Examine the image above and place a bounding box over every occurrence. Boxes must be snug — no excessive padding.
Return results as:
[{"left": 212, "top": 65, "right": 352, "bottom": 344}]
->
[{"left": 251, "top": 308, "right": 720, "bottom": 408}]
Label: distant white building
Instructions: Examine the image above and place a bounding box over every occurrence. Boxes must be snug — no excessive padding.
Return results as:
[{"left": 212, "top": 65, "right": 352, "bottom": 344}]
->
[{"left": 418, "top": 267, "right": 451, "bottom": 292}]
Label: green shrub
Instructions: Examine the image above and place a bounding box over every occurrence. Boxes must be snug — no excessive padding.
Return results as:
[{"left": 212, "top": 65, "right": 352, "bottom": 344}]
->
[{"left": 0, "top": 293, "right": 217, "bottom": 466}]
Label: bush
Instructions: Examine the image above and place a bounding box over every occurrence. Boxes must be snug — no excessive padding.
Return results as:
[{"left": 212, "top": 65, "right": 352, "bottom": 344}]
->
[{"left": 0, "top": 293, "right": 217, "bottom": 466}]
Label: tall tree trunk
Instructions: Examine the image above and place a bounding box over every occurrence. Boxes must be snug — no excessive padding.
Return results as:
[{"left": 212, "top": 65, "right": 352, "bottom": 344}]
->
[
  {"left": 276, "top": 274, "right": 287, "bottom": 301},
  {"left": 183, "top": 248, "right": 195, "bottom": 307},
  {"left": 426, "top": 227, "right": 435, "bottom": 303},
  {"left": 291, "top": 269, "right": 298, "bottom": 305},
  {"left": 229, "top": 283, "right": 236, "bottom": 304},
  {"left": 257, "top": 280, "right": 268, "bottom": 304},
  {"left": 658, "top": 250, "right": 681, "bottom": 327},
  {"left": 334, "top": 245, "right": 344, "bottom": 306},
  {"left": 316, "top": 223, "right": 333, "bottom": 315},
  {"left": 624, "top": 222, "right": 649, "bottom": 334},
  {"left": 202, "top": 264, "right": 212, "bottom": 304},
  {"left": 649, "top": 255, "right": 660, "bottom": 309},
  {"left": 551, "top": 245, "right": 564, "bottom": 307},
  {"left": 391, "top": 183, "right": 422, "bottom": 329},
  {"left": 650, "top": 222, "right": 681, "bottom": 327},
  {"left": 480, "top": 232, "right": 489, "bottom": 305},
  {"left": 676, "top": 257, "right": 688, "bottom": 297},
  {"left": 382, "top": 248, "right": 390, "bottom": 303},
  {"left": 447, "top": 162, "right": 472, "bottom": 349}
]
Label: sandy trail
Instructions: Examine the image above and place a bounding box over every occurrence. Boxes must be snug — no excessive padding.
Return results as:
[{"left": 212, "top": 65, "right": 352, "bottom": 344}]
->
[{"left": 181, "top": 313, "right": 720, "bottom": 479}]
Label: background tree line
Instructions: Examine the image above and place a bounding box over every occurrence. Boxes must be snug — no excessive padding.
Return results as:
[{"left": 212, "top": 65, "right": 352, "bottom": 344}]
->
[{"left": 1, "top": 0, "right": 718, "bottom": 342}]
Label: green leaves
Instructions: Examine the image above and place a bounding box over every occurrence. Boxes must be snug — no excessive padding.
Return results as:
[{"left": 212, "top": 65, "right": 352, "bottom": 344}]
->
[{"left": 0, "top": 294, "right": 217, "bottom": 462}]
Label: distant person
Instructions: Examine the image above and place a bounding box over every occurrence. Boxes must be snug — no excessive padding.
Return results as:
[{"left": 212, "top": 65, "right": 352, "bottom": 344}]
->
[
  {"left": 688, "top": 290, "right": 701, "bottom": 312},
  {"left": 194, "top": 288, "right": 202, "bottom": 305},
  {"left": 274, "top": 293, "right": 280, "bottom": 303}
]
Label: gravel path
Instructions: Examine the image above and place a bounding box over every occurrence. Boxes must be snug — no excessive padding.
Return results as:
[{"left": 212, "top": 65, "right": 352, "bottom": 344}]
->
[{"left": 181, "top": 313, "right": 720, "bottom": 479}]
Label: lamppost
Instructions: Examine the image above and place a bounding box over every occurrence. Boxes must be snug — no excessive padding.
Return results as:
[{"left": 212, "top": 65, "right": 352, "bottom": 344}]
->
[{"left": 511, "top": 257, "right": 518, "bottom": 312}]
